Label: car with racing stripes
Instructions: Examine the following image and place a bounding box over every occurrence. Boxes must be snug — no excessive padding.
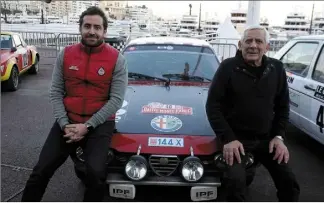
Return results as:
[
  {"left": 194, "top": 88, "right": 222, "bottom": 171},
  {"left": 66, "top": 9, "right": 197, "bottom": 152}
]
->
[
  {"left": 273, "top": 35, "right": 324, "bottom": 146},
  {"left": 1, "top": 31, "right": 40, "bottom": 91},
  {"left": 72, "top": 37, "right": 256, "bottom": 201}
]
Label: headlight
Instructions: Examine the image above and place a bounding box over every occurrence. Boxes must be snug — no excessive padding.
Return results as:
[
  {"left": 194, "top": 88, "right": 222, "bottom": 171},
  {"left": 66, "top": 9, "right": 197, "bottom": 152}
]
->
[
  {"left": 125, "top": 155, "right": 148, "bottom": 181},
  {"left": 181, "top": 156, "right": 204, "bottom": 182},
  {"left": 214, "top": 153, "right": 227, "bottom": 170}
]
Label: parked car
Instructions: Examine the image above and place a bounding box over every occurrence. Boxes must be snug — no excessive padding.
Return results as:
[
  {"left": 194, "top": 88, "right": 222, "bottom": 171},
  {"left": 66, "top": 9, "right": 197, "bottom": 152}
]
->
[
  {"left": 1, "top": 31, "right": 40, "bottom": 91},
  {"left": 71, "top": 37, "right": 257, "bottom": 201},
  {"left": 273, "top": 35, "right": 324, "bottom": 145}
]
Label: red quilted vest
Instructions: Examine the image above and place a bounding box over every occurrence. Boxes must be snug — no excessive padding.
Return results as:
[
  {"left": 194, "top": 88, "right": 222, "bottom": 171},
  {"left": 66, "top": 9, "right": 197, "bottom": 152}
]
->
[{"left": 63, "top": 42, "right": 119, "bottom": 123}]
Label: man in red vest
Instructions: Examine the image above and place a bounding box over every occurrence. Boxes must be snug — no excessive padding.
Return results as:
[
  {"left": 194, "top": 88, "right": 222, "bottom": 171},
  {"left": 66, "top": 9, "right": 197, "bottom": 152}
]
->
[{"left": 21, "top": 6, "right": 128, "bottom": 202}]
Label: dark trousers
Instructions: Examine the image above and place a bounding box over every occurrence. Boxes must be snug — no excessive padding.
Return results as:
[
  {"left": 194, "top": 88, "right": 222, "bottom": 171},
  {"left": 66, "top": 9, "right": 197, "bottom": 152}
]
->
[
  {"left": 219, "top": 140, "right": 300, "bottom": 201},
  {"left": 21, "top": 121, "right": 115, "bottom": 202}
]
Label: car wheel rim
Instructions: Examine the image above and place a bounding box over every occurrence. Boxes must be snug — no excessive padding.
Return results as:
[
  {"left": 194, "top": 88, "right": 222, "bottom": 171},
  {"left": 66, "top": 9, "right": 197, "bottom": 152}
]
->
[{"left": 13, "top": 69, "right": 18, "bottom": 88}]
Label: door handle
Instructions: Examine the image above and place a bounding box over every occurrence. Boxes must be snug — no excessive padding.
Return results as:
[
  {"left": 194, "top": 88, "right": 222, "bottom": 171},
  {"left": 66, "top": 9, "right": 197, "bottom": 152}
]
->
[{"left": 304, "top": 84, "right": 316, "bottom": 91}]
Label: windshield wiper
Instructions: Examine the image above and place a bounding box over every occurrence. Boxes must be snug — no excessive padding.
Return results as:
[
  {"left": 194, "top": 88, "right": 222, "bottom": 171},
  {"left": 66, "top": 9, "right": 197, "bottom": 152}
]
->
[
  {"left": 162, "top": 73, "right": 211, "bottom": 82},
  {"left": 128, "top": 72, "right": 170, "bottom": 87}
]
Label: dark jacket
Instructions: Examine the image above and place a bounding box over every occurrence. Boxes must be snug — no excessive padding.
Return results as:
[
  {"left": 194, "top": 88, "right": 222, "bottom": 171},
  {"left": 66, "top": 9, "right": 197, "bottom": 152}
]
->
[{"left": 206, "top": 50, "right": 289, "bottom": 144}]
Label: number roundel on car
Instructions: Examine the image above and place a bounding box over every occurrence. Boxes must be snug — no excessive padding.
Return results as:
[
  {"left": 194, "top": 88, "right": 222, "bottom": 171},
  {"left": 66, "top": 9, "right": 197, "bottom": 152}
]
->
[{"left": 150, "top": 115, "right": 182, "bottom": 132}]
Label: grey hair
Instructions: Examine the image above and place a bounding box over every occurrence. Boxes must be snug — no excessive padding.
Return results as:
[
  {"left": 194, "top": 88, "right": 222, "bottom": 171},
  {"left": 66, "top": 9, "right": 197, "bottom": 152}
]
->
[{"left": 241, "top": 25, "right": 270, "bottom": 43}]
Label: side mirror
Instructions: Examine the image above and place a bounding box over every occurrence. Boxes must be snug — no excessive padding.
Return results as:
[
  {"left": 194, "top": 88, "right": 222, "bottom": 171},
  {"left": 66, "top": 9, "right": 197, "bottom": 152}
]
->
[{"left": 10, "top": 47, "right": 17, "bottom": 52}]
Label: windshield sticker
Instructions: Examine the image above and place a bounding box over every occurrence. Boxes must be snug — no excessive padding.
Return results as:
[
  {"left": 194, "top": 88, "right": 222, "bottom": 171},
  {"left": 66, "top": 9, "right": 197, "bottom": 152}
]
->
[
  {"left": 157, "top": 45, "right": 173, "bottom": 50},
  {"left": 150, "top": 115, "right": 183, "bottom": 132},
  {"left": 127, "top": 47, "right": 136, "bottom": 51},
  {"left": 115, "top": 100, "right": 128, "bottom": 123},
  {"left": 142, "top": 102, "right": 193, "bottom": 115},
  {"left": 148, "top": 137, "right": 184, "bottom": 147},
  {"left": 315, "top": 85, "right": 324, "bottom": 100}
]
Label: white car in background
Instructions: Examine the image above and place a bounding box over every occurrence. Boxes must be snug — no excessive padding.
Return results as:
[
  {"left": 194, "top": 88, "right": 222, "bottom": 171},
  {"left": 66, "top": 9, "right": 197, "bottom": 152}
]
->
[{"left": 273, "top": 35, "right": 324, "bottom": 145}]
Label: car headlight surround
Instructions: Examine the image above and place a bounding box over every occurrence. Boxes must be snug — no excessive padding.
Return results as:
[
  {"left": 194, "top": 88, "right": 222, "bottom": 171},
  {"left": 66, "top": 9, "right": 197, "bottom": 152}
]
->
[
  {"left": 125, "top": 154, "right": 148, "bottom": 181},
  {"left": 181, "top": 146, "right": 204, "bottom": 182}
]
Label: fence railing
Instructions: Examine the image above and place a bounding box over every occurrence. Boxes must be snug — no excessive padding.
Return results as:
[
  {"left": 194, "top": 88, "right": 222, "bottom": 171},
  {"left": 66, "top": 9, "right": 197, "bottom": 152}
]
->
[{"left": 2, "top": 30, "right": 289, "bottom": 60}]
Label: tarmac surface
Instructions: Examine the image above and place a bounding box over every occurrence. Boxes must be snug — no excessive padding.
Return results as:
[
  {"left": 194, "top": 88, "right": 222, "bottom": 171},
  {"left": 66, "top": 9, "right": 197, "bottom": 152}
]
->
[{"left": 1, "top": 48, "right": 324, "bottom": 202}]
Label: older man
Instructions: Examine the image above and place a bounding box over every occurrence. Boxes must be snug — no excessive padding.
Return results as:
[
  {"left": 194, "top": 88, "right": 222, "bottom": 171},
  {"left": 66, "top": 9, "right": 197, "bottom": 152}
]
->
[{"left": 206, "top": 25, "right": 300, "bottom": 201}]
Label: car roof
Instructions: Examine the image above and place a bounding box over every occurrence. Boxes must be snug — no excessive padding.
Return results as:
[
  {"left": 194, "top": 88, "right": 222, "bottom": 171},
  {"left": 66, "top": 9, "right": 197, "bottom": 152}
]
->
[
  {"left": 126, "top": 37, "right": 213, "bottom": 48},
  {"left": 293, "top": 35, "right": 324, "bottom": 41}
]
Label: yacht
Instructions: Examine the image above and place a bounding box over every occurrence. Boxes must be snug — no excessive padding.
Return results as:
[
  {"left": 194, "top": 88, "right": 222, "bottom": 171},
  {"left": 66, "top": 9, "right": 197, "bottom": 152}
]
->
[
  {"left": 230, "top": 8, "right": 247, "bottom": 34},
  {"left": 179, "top": 14, "right": 199, "bottom": 31},
  {"left": 281, "top": 12, "right": 310, "bottom": 37}
]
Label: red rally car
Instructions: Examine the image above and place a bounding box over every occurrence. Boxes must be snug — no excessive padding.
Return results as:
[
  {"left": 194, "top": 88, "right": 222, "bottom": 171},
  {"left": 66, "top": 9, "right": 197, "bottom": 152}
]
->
[
  {"left": 1, "top": 32, "right": 40, "bottom": 91},
  {"left": 71, "top": 37, "right": 257, "bottom": 201}
]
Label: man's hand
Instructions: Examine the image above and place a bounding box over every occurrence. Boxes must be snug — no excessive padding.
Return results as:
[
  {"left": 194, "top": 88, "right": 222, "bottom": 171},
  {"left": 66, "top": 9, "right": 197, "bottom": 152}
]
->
[
  {"left": 269, "top": 137, "right": 289, "bottom": 164},
  {"left": 223, "top": 140, "right": 245, "bottom": 166},
  {"left": 63, "top": 124, "right": 88, "bottom": 143}
]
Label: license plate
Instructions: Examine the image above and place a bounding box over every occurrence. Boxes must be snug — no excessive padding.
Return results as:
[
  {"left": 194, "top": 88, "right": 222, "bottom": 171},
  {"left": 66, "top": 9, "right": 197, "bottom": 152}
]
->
[
  {"left": 148, "top": 137, "right": 184, "bottom": 147},
  {"left": 109, "top": 184, "right": 135, "bottom": 199},
  {"left": 190, "top": 186, "right": 217, "bottom": 201}
]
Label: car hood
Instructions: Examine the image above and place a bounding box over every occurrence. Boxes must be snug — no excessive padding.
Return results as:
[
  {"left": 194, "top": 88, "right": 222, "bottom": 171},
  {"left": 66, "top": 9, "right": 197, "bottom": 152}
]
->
[{"left": 111, "top": 82, "right": 219, "bottom": 155}]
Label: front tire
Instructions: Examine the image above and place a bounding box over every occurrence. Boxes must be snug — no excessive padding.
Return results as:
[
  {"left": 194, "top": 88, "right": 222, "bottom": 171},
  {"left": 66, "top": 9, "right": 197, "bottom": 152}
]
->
[{"left": 3, "top": 66, "right": 19, "bottom": 91}]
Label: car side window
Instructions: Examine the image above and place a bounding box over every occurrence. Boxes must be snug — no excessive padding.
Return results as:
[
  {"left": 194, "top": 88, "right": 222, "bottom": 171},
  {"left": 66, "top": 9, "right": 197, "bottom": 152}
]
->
[
  {"left": 19, "top": 35, "right": 27, "bottom": 47},
  {"left": 12, "top": 35, "right": 23, "bottom": 47},
  {"left": 280, "top": 42, "right": 318, "bottom": 77},
  {"left": 312, "top": 45, "right": 324, "bottom": 83}
]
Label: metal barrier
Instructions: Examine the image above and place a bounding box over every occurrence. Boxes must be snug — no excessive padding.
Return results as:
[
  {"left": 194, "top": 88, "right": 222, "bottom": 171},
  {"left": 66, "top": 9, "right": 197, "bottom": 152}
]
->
[
  {"left": 210, "top": 42, "right": 238, "bottom": 61},
  {"left": 2, "top": 30, "right": 288, "bottom": 61}
]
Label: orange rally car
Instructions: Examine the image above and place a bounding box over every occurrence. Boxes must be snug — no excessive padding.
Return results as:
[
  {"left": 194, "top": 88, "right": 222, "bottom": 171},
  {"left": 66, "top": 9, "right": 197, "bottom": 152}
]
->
[{"left": 1, "top": 32, "right": 40, "bottom": 91}]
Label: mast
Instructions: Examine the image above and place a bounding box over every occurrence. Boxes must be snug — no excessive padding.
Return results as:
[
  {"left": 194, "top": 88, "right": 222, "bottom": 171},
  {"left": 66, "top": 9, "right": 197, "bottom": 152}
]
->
[{"left": 246, "top": 1, "right": 261, "bottom": 26}]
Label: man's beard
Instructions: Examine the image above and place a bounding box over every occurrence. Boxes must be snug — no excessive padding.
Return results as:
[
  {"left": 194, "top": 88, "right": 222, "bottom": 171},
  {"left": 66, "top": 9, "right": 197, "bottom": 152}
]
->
[{"left": 81, "top": 34, "right": 103, "bottom": 47}]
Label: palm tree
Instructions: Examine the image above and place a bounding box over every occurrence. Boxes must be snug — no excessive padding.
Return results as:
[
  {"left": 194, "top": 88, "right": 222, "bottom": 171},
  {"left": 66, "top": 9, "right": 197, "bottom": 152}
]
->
[{"left": 189, "top": 4, "right": 192, "bottom": 15}]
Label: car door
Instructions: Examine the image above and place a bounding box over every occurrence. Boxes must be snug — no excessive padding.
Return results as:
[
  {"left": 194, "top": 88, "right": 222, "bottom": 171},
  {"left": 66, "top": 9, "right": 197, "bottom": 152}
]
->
[
  {"left": 278, "top": 41, "right": 320, "bottom": 129},
  {"left": 12, "top": 34, "right": 28, "bottom": 70},
  {"left": 19, "top": 34, "right": 32, "bottom": 67},
  {"left": 301, "top": 44, "right": 324, "bottom": 145}
]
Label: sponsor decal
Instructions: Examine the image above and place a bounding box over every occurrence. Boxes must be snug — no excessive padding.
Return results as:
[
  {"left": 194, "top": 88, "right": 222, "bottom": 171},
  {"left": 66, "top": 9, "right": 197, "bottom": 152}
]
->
[
  {"left": 142, "top": 102, "right": 193, "bottom": 115},
  {"left": 69, "top": 65, "right": 78, "bottom": 70},
  {"left": 115, "top": 100, "right": 128, "bottom": 123},
  {"left": 98, "top": 67, "right": 105, "bottom": 76},
  {"left": 287, "top": 75, "right": 294, "bottom": 84},
  {"left": 150, "top": 115, "right": 183, "bottom": 132},
  {"left": 315, "top": 85, "right": 324, "bottom": 100}
]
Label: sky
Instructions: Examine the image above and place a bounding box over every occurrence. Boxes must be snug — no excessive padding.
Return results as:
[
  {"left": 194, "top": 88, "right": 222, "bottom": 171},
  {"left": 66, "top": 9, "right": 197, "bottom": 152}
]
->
[{"left": 128, "top": 1, "right": 324, "bottom": 26}]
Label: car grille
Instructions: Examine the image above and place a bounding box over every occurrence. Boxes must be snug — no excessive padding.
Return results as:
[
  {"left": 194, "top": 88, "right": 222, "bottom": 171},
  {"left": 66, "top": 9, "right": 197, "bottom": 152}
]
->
[{"left": 149, "top": 155, "right": 180, "bottom": 176}]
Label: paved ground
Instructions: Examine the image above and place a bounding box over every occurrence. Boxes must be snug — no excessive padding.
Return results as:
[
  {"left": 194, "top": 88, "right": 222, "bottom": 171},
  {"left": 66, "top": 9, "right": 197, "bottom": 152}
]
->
[{"left": 1, "top": 48, "right": 324, "bottom": 202}]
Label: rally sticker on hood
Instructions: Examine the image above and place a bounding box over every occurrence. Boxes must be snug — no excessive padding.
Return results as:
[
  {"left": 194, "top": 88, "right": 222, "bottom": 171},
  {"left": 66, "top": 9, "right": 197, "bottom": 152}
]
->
[
  {"left": 142, "top": 102, "right": 193, "bottom": 115},
  {"left": 150, "top": 115, "right": 183, "bottom": 132}
]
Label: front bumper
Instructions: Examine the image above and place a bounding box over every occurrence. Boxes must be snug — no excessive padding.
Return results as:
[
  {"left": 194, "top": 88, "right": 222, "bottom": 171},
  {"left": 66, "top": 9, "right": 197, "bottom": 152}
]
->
[
  {"left": 106, "top": 172, "right": 221, "bottom": 187},
  {"left": 106, "top": 173, "right": 221, "bottom": 201}
]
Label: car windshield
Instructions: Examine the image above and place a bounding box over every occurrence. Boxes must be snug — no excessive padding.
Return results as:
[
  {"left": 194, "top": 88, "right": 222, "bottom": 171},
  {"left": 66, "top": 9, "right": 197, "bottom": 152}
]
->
[
  {"left": 0, "top": 34, "right": 13, "bottom": 49},
  {"left": 122, "top": 44, "right": 220, "bottom": 81}
]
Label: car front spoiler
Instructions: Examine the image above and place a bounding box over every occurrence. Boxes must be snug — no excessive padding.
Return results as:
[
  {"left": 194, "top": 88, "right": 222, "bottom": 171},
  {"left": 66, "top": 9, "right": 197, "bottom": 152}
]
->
[{"left": 106, "top": 173, "right": 221, "bottom": 187}]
